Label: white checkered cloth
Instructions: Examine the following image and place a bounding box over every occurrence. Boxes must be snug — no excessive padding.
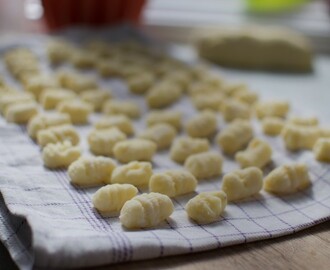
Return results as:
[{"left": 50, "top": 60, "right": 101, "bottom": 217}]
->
[{"left": 0, "top": 28, "right": 330, "bottom": 270}]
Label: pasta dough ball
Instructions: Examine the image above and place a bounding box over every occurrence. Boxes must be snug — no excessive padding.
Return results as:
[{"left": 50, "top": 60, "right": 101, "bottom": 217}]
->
[
  {"left": 222, "top": 167, "right": 263, "bottom": 201},
  {"left": 92, "top": 184, "right": 138, "bottom": 213},
  {"left": 222, "top": 99, "right": 251, "bottom": 122},
  {"left": 37, "top": 124, "right": 79, "bottom": 148},
  {"left": 149, "top": 170, "right": 197, "bottom": 197},
  {"left": 68, "top": 156, "right": 116, "bottom": 186},
  {"left": 24, "top": 74, "right": 59, "bottom": 99},
  {"left": 102, "top": 100, "right": 140, "bottom": 119},
  {"left": 146, "top": 82, "right": 182, "bottom": 108},
  {"left": 146, "top": 110, "right": 182, "bottom": 131},
  {"left": 170, "top": 137, "right": 210, "bottom": 164},
  {"left": 185, "top": 110, "right": 217, "bottom": 138},
  {"left": 264, "top": 164, "right": 311, "bottom": 194},
  {"left": 80, "top": 89, "right": 112, "bottom": 111},
  {"left": 57, "top": 71, "right": 97, "bottom": 93},
  {"left": 191, "top": 92, "right": 225, "bottom": 111},
  {"left": 313, "top": 138, "right": 330, "bottom": 162},
  {"left": 127, "top": 73, "right": 154, "bottom": 94},
  {"left": 119, "top": 192, "right": 174, "bottom": 229},
  {"left": 88, "top": 127, "right": 127, "bottom": 156},
  {"left": 5, "top": 102, "right": 38, "bottom": 124},
  {"left": 288, "top": 116, "right": 319, "bottom": 127},
  {"left": 235, "top": 138, "right": 272, "bottom": 169},
  {"left": 113, "top": 139, "right": 157, "bottom": 163},
  {"left": 185, "top": 191, "right": 227, "bottom": 224},
  {"left": 94, "top": 115, "right": 134, "bottom": 136},
  {"left": 184, "top": 152, "right": 223, "bottom": 179},
  {"left": 27, "top": 113, "right": 71, "bottom": 139},
  {"left": 0, "top": 92, "right": 35, "bottom": 114},
  {"left": 281, "top": 124, "right": 320, "bottom": 151},
  {"left": 111, "top": 161, "right": 152, "bottom": 186},
  {"left": 256, "top": 100, "right": 289, "bottom": 119},
  {"left": 138, "top": 123, "right": 176, "bottom": 150},
  {"left": 42, "top": 141, "right": 81, "bottom": 169},
  {"left": 57, "top": 99, "right": 92, "bottom": 124},
  {"left": 216, "top": 119, "right": 253, "bottom": 155},
  {"left": 262, "top": 117, "right": 285, "bottom": 136},
  {"left": 40, "top": 88, "right": 76, "bottom": 110}
]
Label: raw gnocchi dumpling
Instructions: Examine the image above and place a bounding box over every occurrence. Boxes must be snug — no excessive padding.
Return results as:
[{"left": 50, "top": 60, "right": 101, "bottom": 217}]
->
[
  {"left": 57, "top": 99, "right": 92, "bottom": 124},
  {"left": 256, "top": 100, "right": 289, "bottom": 119},
  {"left": 47, "top": 39, "right": 73, "bottom": 64},
  {"left": 170, "top": 137, "right": 210, "bottom": 164},
  {"left": 57, "top": 71, "right": 97, "bottom": 93},
  {"left": 0, "top": 92, "right": 35, "bottom": 114},
  {"left": 149, "top": 170, "right": 197, "bottom": 197},
  {"left": 5, "top": 102, "right": 38, "bottom": 124},
  {"left": 185, "top": 111, "right": 217, "bottom": 138},
  {"left": 138, "top": 123, "right": 176, "bottom": 150},
  {"left": 288, "top": 116, "right": 318, "bottom": 127},
  {"left": 119, "top": 192, "right": 174, "bottom": 229},
  {"left": 92, "top": 184, "right": 138, "bottom": 213},
  {"left": 127, "top": 72, "right": 154, "bottom": 94},
  {"left": 94, "top": 115, "right": 134, "bottom": 136},
  {"left": 88, "top": 127, "right": 127, "bottom": 156},
  {"left": 221, "top": 99, "right": 251, "bottom": 122},
  {"left": 80, "top": 89, "right": 112, "bottom": 111},
  {"left": 42, "top": 141, "right": 81, "bottom": 169},
  {"left": 222, "top": 167, "right": 263, "bottom": 201},
  {"left": 40, "top": 88, "right": 76, "bottom": 110},
  {"left": 313, "top": 138, "right": 330, "bottom": 162},
  {"left": 184, "top": 152, "right": 223, "bottom": 180},
  {"left": 111, "top": 161, "right": 153, "bottom": 186},
  {"left": 235, "top": 138, "right": 272, "bottom": 169},
  {"left": 262, "top": 117, "right": 285, "bottom": 136},
  {"left": 216, "top": 119, "right": 253, "bottom": 155},
  {"left": 102, "top": 100, "right": 140, "bottom": 119},
  {"left": 264, "top": 164, "right": 311, "bottom": 194},
  {"left": 185, "top": 191, "right": 227, "bottom": 224},
  {"left": 233, "top": 90, "right": 258, "bottom": 106},
  {"left": 281, "top": 124, "right": 320, "bottom": 151},
  {"left": 71, "top": 49, "right": 97, "bottom": 69},
  {"left": 146, "top": 110, "right": 182, "bottom": 131},
  {"left": 37, "top": 124, "right": 79, "bottom": 148},
  {"left": 191, "top": 92, "right": 225, "bottom": 111},
  {"left": 113, "top": 139, "right": 157, "bottom": 163},
  {"left": 24, "top": 74, "right": 59, "bottom": 99},
  {"left": 146, "top": 82, "right": 182, "bottom": 108},
  {"left": 68, "top": 156, "right": 116, "bottom": 186},
  {"left": 27, "top": 113, "right": 71, "bottom": 139}
]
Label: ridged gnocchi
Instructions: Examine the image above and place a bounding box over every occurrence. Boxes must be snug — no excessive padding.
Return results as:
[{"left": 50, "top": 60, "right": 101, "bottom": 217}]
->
[
  {"left": 149, "top": 170, "right": 197, "bottom": 197},
  {"left": 222, "top": 167, "right": 263, "bottom": 201},
  {"left": 119, "top": 192, "right": 174, "bottom": 229},
  {"left": 185, "top": 111, "right": 217, "bottom": 138},
  {"left": 92, "top": 184, "right": 138, "bottom": 213},
  {"left": 68, "top": 156, "right": 116, "bottom": 186},
  {"left": 222, "top": 99, "right": 251, "bottom": 122},
  {"left": 24, "top": 74, "right": 59, "bottom": 99},
  {"left": 102, "top": 100, "right": 140, "bottom": 119},
  {"left": 262, "top": 117, "right": 285, "bottom": 136},
  {"left": 0, "top": 92, "right": 35, "bottom": 114},
  {"left": 40, "top": 88, "right": 76, "bottom": 110},
  {"left": 288, "top": 116, "right": 318, "bottom": 127},
  {"left": 94, "top": 115, "right": 134, "bottom": 136},
  {"left": 57, "top": 71, "right": 97, "bottom": 93},
  {"left": 313, "top": 138, "right": 330, "bottom": 162},
  {"left": 56, "top": 99, "right": 92, "bottom": 124},
  {"left": 191, "top": 92, "right": 225, "bottom": 111},
  {"left": 185, "top": 191, "right": 227, "bottom": 224},
  {"left": 80, "top": 89, "right": 112, "bottom": 111},
  {"left": 256, "top": 100, "right": 290, "bottom": 119},
  {"left": 235, "top": 138, "right": 272, "bottom": 169},
  {"left": 5, "top": 102, "right": 38, "bottom": 124},
  {"left": 146, "top": 110, "right": 182, "bottom": 131}
]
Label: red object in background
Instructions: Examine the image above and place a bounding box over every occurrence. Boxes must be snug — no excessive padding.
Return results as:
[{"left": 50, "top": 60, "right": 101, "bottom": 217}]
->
[{"left": 41, "top": 0, "right": 146, "bottom": 30}]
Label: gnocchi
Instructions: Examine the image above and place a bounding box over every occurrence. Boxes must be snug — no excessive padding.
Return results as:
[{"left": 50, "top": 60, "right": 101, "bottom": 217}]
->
[
  {"left": 184, "top": 152, "right": 223, "bottom": 179},
  {"left": 80, "top": 89, "right": 112, "bottom": 111},
  {"left": 40, "top": 88, "right": 76, "bottom": 110},
  {"left": 233, "top": 90, "right": 258, "bottom": 105},
  {"left": 264, "top": 164, "right": 311, "bottom": 194},
  {"left": 27, "top": 113, "right": 71, "bottom": 139},
  {"left": 37, "top": 124, "right": 80, "bottom": 148},
  {"left": 88, "top": 127, "right": 127, "bottom": 156},
  {"left": 216, "top": 119, "right": 253, "bottom": 155},
  {"left": 119, "top": 192, "right": 174, "bottom": 229},
  {"left": 42, "top": 141, "right": 81, "bottom": 169},
  {"left": 127, "top": 72, "right": 154, "bottom": 94},
  {"left": 288, "top": 116, "right": 318, "bottom": 127},
  {"left": 256, "top": 100, "right": 289, "bottom": 119},
  {"left": 92, "top": 184, "right": 138, "bottom": 213},
  {"left": 94, "top": 115, "right": 134, "bottom": 135},
  {"left": 313, "top": 138, "right": 330, "bottom": 162},
  {"left": 235, "top": 138, "right": 272, "bottom": 169},
  {"left": 222, "top": 167, "right": 263, "bottom": 201},
  {"left": 57, "top": 99, "right": 92, "bottom": 124},
  {"left": 47, "top": 39, "right": 73, "bottom": 64},
  {"left": 68, "top": 156, "right": 116, "bottom": 186},
  {"left": 0, "top": 92, "right": 35, "bottom": 114},
  {"left": 185, "top": 111, "right": 217, "bottom": 138},
  {"left": 262, "top": 117, "right": 285, "bottom": 136},
  {"left": 191, "top": 92, "right": 225, "bottom": 111},
  {"left": 281, "top": 124, "right": 320, "bottom": 150},
  {"left": 24, "top": 74, "right": 59, "bottom": 99},
  {"left": 57, "top": 71, "right": 97, "bottom": 93},
  {"left": 138, "top": 123, "right": 176, "bottom": 150},
  {"left": 5, "top": 102, "right": 38, "bottom": 124},
  {"left": 149, "top": 170, "right": 197, "bottom": 197},
  {"left": 102, "top": 100, "right": 140, "bottom": 119},
  {"left": 146, "top": 110, "right": 182, "bottom": 131},
  {"left": 111, "top": 161, "right": 153, "bottom": 186},
  {"left": 113, "top": 139, "right": 157, "bottom": 163},
  {"left": 222, "top": 99, "right": 251, "bottom": 122},
  {"left": 71, "top": 49, "right": 97, "bottom": 69},
  {"left": 170, "top": 137, "right": 210, "bottom": 164},
  {"left": 146, "top": 82, "right": 182, "bottom": 108},
  {"left": 185, "top": 191, "right": 227, "bottom": 224}
]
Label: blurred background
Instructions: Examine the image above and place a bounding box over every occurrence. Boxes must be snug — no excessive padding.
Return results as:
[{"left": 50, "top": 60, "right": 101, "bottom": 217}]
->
[{"left": 0, "top": 0, "right": 330, "bottom": 53}]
